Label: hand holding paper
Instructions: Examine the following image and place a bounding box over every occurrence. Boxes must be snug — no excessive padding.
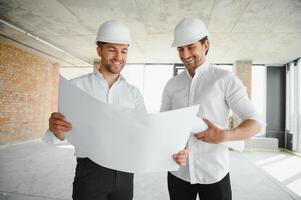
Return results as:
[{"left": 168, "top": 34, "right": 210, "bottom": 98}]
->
[
  {"left": 190, "top": 117, "right": 245, "bottom": 152},
  {"left": 48, "top": 112, "right": 72, "bottom": 140},
  {"left": 173, "top": 148, "right": 189, "bottom": 166}
]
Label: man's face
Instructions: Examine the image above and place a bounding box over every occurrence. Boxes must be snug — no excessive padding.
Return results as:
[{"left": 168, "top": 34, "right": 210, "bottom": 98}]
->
[
  {"left": 97, "top": 43, "right": 128, "bottom": 74},
  {"left": 177, "top": 41, "right": 208, "bottom": 72}
]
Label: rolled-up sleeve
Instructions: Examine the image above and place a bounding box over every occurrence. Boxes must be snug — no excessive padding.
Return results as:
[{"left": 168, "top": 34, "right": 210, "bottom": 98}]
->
[{"left": 225, "top": 74, "right": 263, "bottom": 125}]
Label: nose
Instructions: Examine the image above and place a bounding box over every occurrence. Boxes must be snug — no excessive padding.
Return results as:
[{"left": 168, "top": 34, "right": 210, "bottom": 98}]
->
[
  {"left": 114, "top": 51, "right": 122, "bottom": 60},
  {"left": 180, "top": 48, "right": 191, "bottom": 59}
]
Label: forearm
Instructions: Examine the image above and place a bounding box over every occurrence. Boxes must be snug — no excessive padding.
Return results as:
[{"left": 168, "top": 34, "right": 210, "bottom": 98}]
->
[{"left": 226, "top": 119, "right": 262, "bottom": 141}]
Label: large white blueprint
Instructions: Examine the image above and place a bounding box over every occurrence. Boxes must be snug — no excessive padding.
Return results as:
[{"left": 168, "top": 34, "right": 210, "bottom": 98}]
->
[{"left": 58, "top": 76, "right": 201, "bottom": 174}]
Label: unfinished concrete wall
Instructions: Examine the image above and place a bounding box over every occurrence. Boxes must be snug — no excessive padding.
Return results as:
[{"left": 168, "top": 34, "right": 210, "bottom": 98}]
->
[{"left": 0, "top": 43, "right": 59, "bottom": 144}]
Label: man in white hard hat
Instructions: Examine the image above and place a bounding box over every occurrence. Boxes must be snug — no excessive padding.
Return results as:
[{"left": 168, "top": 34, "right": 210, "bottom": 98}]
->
[
  {"left": 160, "top": 17, "right": 263, "bottom": 200},
  {"left": 44, "top": 20, "right": 188, "bottom": 200}
]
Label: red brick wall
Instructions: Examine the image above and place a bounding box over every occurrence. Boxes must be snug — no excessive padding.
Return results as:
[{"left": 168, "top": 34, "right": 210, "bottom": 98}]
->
[{"left": 0, "top": 43, "right": 59, "bottom": 144}]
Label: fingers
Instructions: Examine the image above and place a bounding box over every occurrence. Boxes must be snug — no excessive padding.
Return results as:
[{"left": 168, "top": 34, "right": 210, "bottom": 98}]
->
[
  {"left": 50, "top": 112, "right": 65, "bottom": 120},
  {"left": 194, "top": 132, "right": 217, "bottom": 143},
  {"left": 49, "top": 112, "right": 71, "bottom": 126},
  {"left": 203, "top": 118, "right": 214, "bottom": 128},
  {"left": 50, "top": 124, "right": 72, "bottom": 132},
  {"left": 173, "top": 149, "right": 189, "bottom": 166},
  {"left": 194, "top": 132, "right": 206, "bottom": 140},
  {"left": 173, "top": 155, "right": 187, "bottom": 166},
  {"left": 178, "top": 149, "right": 188, "bottom": 156},
  {"left": 49, "top": 112, "right": 72, "bottom": 135},
  {"left": 50, "top": 118, "right": 72, "bottom": 128},
  {"left": 177, "top": 149, "right": 189, "bottom": 161}
]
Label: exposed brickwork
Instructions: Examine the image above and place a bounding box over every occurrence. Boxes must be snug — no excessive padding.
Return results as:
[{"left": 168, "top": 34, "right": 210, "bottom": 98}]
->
[{"left": 0, "top": 43, "right": 59, "bottom": 144}]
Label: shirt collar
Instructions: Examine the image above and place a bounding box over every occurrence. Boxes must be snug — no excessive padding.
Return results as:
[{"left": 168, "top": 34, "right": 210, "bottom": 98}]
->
[
  {"left": 186, "top": 60, "right": 209, "bottom": 79},
  {"left": 95, "top": 70, "right": 125, "bottom": 83}
]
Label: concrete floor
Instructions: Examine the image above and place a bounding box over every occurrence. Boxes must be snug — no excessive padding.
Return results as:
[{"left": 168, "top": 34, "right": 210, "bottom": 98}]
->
[{"left": 0, "top": 141, "right": 300, "bottom": 200}]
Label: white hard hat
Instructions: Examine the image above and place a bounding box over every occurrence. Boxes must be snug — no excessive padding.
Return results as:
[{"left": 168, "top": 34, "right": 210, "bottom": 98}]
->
[
  {"left": 95, "top": 20, "right": 132, "bottom": 45},
  {"left": 171, "top": 17, "right": 209, "bottom": 47}
]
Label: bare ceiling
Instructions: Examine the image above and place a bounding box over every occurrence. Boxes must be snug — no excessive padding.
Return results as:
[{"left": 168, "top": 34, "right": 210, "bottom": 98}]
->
[{"left": 0, "top": 0, "right": 300, "bottom": 66}]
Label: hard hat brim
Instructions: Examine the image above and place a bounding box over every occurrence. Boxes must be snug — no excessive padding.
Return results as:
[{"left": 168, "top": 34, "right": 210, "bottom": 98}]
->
[
  {"left": 95, "top": 39, "right": 132, "bottom": 45},
  {"left": 171, "top": 33, "right": 209, "bottom": 47}
]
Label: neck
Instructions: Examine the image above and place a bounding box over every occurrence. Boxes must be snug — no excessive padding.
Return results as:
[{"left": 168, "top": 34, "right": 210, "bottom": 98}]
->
[
  {"left": 188, "top": 69, "right": 195, "bottom": 77},
  {"left": 188, "top": 59, "right": 206, "bottom": 78},
  {"left": 98, "top": 65, "right": 119, "bottom": 88}
]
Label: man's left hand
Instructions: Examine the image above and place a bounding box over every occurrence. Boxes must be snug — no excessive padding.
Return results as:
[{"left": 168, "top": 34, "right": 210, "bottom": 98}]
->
[
  {"left": 173, "top": 148, "right": 189, "bottom": 166},
  {"left": 194, "top": 118, "right": 228, "bottom": 144}
]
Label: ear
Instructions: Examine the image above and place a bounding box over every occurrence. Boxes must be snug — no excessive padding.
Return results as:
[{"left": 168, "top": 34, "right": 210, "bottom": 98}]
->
[
  {"left": 203, "top": 40, "right": 209, "bottom": 52},
  {"left": 96, "top": 46, "right": 102, "bottom": 57}
]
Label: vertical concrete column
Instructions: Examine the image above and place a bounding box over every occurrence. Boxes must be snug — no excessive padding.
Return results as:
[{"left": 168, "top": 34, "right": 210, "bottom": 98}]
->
[
  {"left": 93, "top": 59, "right": 101, "bottom": 72},
  {"left": 232, "top": 60, "right": 252, "bottom": 127},
  {"left": 233, "top": 60, "right": 252, "bottom": 98}
]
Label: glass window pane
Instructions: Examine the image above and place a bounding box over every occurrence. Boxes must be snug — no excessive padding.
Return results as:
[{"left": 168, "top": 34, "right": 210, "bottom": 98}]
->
[
  {"left": 143, "top": 65, "right": 173, "bottom": 112},
  {"left": 122, "top": 64, "right": 145, "bottom": 96},
  {"left": 122, "top": 64, "right": 174, "bottom": 113},
  {"left": 252, "top": 65, "right": 267, "bottom": 136}
]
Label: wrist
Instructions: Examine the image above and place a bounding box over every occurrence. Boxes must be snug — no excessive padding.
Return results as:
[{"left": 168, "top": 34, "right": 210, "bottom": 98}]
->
[{"left": 224, "top": 128, "right": 237, "bottom": 141}]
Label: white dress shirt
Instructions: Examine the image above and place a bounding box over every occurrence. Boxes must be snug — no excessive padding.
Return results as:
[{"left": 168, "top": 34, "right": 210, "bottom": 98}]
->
[
  {"left": 160, "top": 60, "right": 262, "bottom": 184},
  {"left": 43, "top": 71, "right": 146, "bottom": 155}
]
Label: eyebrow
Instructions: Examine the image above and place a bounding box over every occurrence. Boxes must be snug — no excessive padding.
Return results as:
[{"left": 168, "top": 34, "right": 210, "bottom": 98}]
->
[
  {"left": 107, "top": 45, "right": 117, "bottom": 49},
  {"left": 107, "top": 45, "right": 128, "bottom": 51},
  {"left": 178, "top": 44, "right": 194, "bottom": 49}
]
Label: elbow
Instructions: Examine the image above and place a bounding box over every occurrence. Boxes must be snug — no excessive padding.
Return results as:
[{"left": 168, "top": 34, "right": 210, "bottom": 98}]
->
[
  {"left": 256, "top": 122, "right": 263, "bottom": 135},
  {"left": 251, "top": 120, "right": 263, "bottom": 137},
  {"left": 245, "top": 119, "right": 263, "bottom": 138}
]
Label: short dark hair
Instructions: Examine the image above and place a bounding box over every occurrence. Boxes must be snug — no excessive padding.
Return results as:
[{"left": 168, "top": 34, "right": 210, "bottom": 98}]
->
[
  {"left": 199, "top": 36, "right": 209, "bottom": 55},
  {"left": 96, "top": 41, "right": 107, "bottom": 47}
]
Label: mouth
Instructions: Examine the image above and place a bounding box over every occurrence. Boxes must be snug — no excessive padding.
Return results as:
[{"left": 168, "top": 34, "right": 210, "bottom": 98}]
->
[
  {"left": 181, "top": 57, "right": 195, "bottom": 65},
  {"left": 110, "top": 60, "right": 123, "bottom": 67}
]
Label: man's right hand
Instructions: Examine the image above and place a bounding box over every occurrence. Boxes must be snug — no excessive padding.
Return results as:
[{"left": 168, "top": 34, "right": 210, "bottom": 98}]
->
[{"left": 49, "top": 112, "right": 72, "bottom": 141}]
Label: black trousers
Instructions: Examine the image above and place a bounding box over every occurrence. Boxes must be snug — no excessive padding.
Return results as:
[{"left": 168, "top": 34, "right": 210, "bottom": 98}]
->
[
  {"left": 72, "top": 158, "right": 133, "bottom": 200},
  {"left": 168, "top": 172, "right": 232, "bottom": 200}
]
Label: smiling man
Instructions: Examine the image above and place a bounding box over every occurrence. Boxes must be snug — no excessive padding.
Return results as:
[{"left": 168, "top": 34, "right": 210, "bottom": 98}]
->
[
  {"left": 161, "top": 17, "right": 262, "bottom": 200},
  {"left": 44, "top": 20, "right": 188, "bottom": 200}
]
